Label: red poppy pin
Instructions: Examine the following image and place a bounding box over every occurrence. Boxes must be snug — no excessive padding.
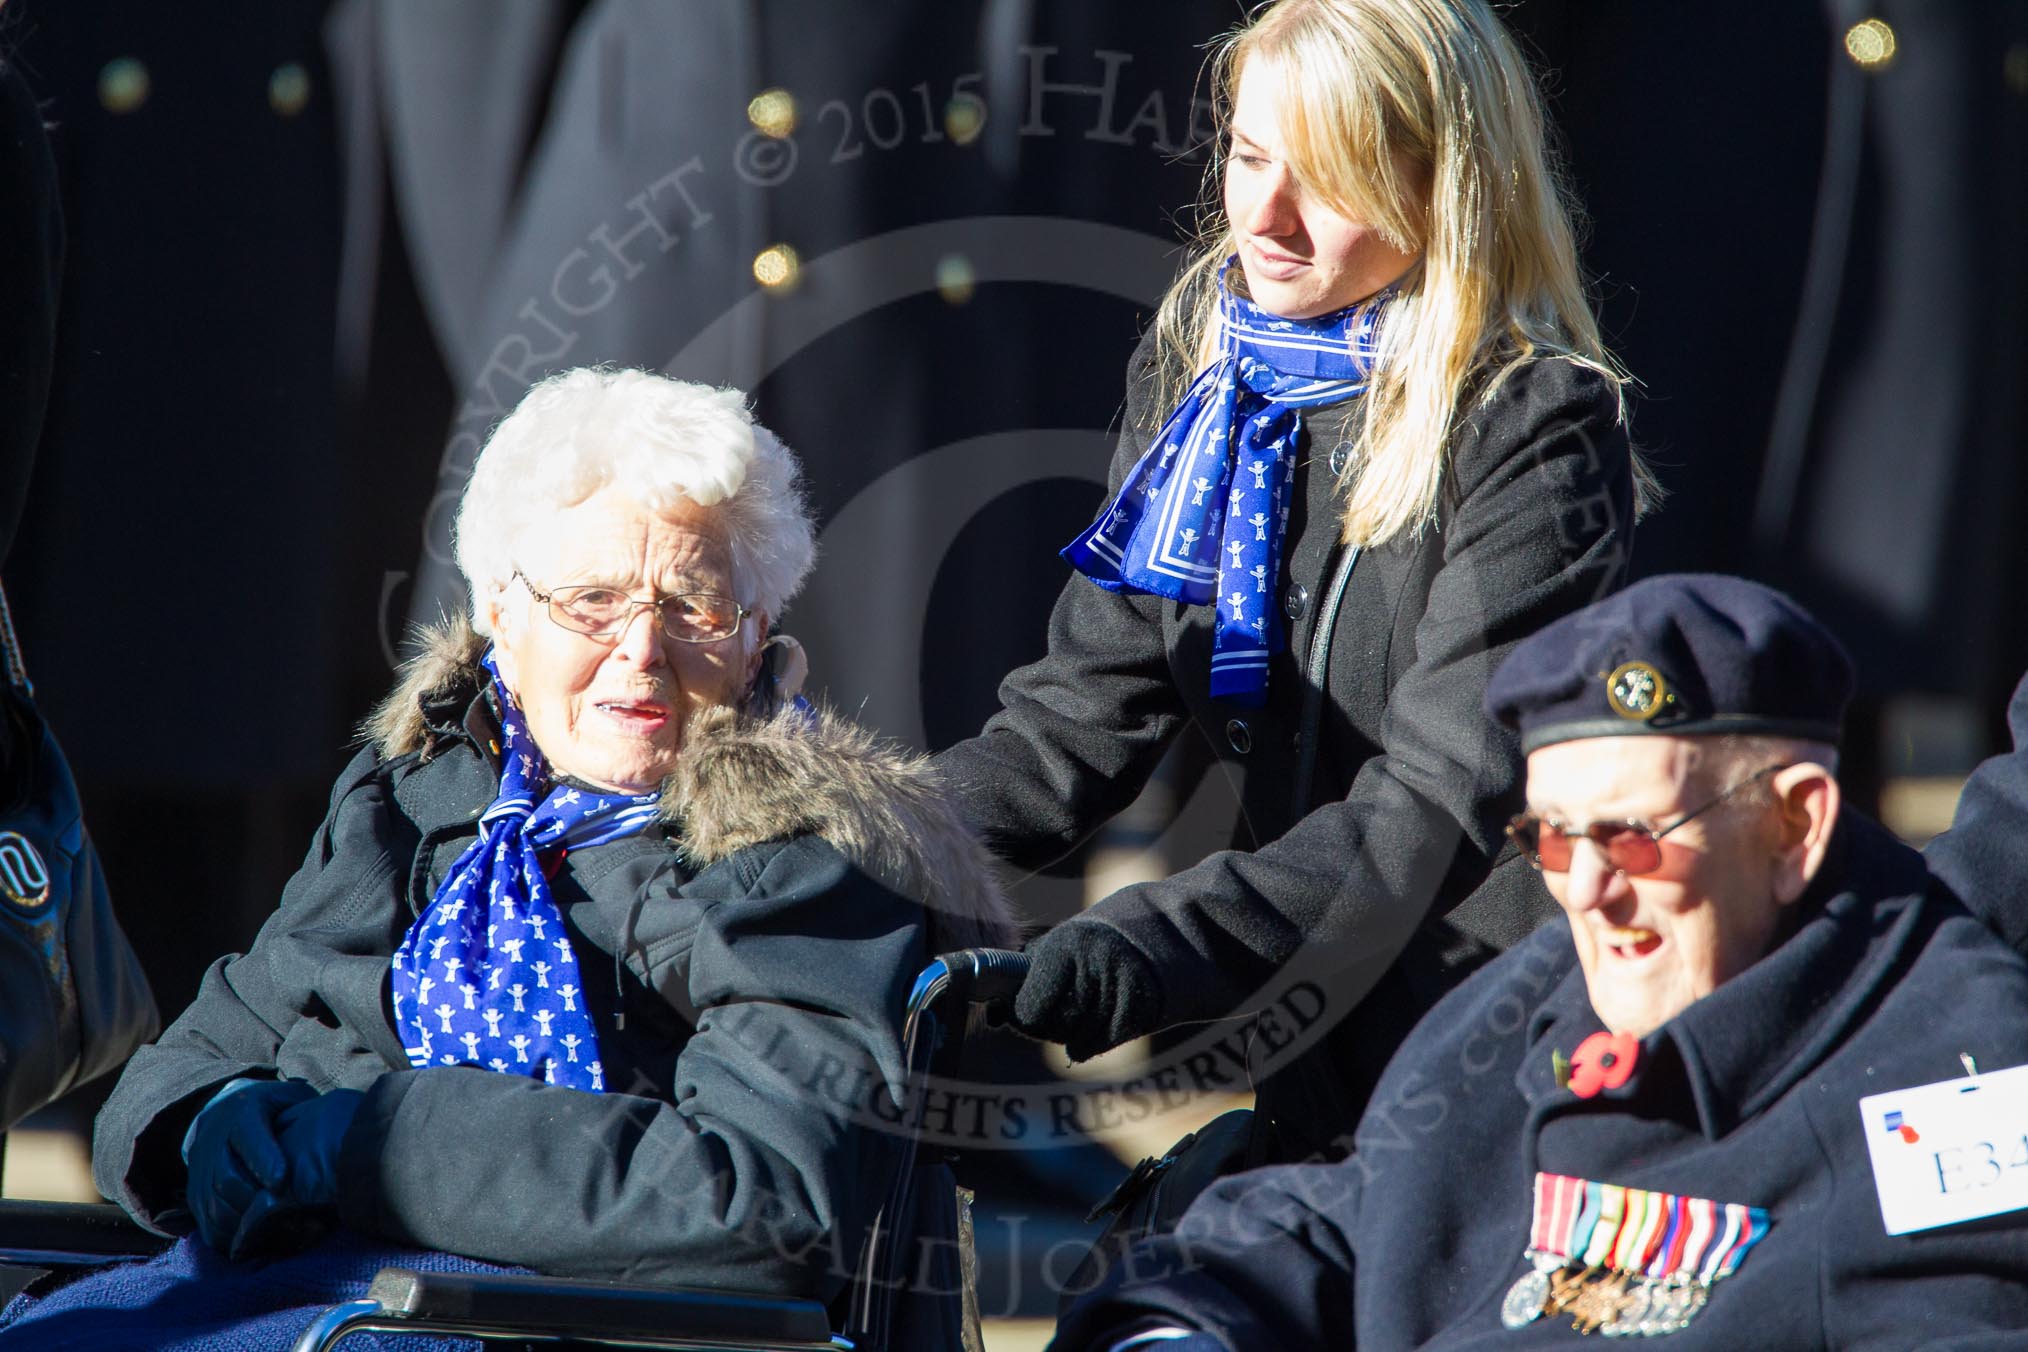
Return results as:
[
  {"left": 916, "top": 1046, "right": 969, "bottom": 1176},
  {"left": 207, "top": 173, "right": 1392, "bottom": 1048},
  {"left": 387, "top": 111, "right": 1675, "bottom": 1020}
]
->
[{"left": 1565, "top": 1031, "right": 1639, "bottom": 1098}]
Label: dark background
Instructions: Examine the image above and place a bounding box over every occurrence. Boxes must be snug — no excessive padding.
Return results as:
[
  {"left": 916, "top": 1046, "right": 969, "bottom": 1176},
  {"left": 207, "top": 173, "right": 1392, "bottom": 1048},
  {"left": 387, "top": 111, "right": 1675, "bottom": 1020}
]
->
[{"left": 3, "top": 0, "right": 2024, "bottom": 1086}]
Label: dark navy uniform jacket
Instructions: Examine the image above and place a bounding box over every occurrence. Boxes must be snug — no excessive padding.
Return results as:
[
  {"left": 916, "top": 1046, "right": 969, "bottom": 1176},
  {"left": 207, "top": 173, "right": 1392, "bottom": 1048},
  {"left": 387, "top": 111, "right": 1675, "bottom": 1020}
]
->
[{"left": 1054, "top": 810, "right": 2028, "bottom": 1350}]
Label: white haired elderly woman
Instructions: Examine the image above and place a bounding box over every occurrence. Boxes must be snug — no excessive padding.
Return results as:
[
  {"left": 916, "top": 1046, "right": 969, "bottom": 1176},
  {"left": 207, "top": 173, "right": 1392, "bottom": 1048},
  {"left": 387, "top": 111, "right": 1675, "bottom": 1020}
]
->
[{"left": 0, "top": 369, "right": 1009, "bottom": 1350}]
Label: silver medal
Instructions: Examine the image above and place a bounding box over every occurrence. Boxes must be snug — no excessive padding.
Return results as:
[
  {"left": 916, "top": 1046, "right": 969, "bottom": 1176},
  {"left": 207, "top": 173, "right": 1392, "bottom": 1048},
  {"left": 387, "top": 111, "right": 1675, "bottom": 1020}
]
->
[
  {"left": 1600, "top": 1279, "right": 1653, "bottom": 1337},
  {"left": 1501, "top": 1269, "right": 1553, "bottom": 1329},
  {"left": 1638, "top": 1281, "right": 1706, "bottom": 1336},
  {"left": 1631, "top": 1283, "right": 1680, "bottom": 1337},
  {"left": 1667, "top": 1281, "right": 1711, "bottom": 1332}
]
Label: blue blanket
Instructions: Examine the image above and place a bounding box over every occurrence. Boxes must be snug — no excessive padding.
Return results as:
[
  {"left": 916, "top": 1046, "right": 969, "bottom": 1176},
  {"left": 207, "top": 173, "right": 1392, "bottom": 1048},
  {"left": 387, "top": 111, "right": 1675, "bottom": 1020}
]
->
[{"left": 0, "top": 1231, "right": 517, "bottom": 1350}]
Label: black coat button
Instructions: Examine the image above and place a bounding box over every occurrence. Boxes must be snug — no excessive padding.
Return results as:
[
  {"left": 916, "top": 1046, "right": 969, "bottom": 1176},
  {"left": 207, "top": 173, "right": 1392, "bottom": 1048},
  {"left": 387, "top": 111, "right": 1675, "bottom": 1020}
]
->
[
  {"left": 1226, "top": 719, "right": 1252, "bottom": 755},
  {"left": 1328, "top": 440, "right": 1352, "bottom": 478},
  {"left": 1284, "top": 584, "right": 1310, "bottom": 621}
]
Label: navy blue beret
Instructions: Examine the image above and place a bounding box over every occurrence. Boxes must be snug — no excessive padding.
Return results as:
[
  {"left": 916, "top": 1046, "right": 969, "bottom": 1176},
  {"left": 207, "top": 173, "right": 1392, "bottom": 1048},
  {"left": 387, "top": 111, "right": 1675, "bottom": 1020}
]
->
[{"left": 1485, "top": 573, "right": 1854, "bottom": 753}]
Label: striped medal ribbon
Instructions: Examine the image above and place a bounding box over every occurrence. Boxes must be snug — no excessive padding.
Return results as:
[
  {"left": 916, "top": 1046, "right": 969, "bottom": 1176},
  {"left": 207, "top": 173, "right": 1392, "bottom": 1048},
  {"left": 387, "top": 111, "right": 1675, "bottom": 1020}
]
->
[{"left": 1502, "top": 1172, "right": 1771, "bottom": 1336}]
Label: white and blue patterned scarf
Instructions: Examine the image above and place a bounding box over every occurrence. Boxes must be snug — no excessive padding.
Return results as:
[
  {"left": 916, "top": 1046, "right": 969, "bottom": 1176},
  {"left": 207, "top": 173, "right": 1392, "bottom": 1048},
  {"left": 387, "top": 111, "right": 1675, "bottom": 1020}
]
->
[
  {"left": 390, "top": 651, "right": 660, "bottom": 1093},
  {"left": 1062, "top": 262, "right": 1390, "bottom": 706}
]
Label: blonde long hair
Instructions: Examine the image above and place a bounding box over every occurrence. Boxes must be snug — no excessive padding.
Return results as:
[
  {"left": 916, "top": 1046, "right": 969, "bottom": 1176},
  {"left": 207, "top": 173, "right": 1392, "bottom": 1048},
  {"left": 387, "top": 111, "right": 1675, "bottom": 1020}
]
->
[{"left": 1153, "top": 0, "right": 1653, "bottom": 547}]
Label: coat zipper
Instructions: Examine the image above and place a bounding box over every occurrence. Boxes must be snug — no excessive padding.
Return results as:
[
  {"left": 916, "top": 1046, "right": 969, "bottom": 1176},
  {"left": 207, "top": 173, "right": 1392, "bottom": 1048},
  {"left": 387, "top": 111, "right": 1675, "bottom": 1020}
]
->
[{"left": 1290, "top": 542, "right": 1362, "bottom": 817}]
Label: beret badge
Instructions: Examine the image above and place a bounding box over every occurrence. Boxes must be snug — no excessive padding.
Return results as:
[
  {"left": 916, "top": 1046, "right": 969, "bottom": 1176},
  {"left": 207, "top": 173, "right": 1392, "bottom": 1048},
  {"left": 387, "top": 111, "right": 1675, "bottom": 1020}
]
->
[{"left": 1605, "top": 661, "right": 1670, "bottom": 722}]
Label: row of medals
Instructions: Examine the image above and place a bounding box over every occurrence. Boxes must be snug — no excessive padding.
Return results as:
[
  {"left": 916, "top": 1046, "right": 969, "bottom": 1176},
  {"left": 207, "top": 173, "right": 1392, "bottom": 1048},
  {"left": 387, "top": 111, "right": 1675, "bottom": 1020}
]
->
[{"left": 1501, "top": 1253, "right": 1712, "bottom": 1337}]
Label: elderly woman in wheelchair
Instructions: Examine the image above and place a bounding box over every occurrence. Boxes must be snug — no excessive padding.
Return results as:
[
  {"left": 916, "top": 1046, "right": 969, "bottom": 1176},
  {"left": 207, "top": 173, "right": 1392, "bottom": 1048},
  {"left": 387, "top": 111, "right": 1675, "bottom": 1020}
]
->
[{"left": 0, "top": 368, "right": 1011, "bottom": 1350}]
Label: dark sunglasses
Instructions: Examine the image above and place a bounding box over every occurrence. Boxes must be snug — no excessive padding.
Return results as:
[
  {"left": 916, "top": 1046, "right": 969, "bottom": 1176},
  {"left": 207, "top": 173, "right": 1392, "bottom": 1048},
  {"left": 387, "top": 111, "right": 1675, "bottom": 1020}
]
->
[{"left": 1507, "top": 764, "right": 1786, "bottom": 877}]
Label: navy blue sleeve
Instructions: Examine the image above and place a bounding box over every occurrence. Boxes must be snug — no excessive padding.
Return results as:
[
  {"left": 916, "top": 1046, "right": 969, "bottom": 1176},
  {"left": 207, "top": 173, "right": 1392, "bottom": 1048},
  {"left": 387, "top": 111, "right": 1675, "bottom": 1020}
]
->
[{"left": 1050, "top": 1162, "right": 1362, "bottom": 1352}]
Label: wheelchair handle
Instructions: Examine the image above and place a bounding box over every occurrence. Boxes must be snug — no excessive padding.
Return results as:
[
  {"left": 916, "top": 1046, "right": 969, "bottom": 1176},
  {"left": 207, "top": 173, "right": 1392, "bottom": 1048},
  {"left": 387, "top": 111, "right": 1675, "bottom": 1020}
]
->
[
  {"left": 899, "top": 948, "right": 1028, "bottom": 1081},
  {"left": 856, "top": 947, "right": 1030, "bottom": 1347},
  {"left": 932, "top": 946, "right": 1029, "bottom": 1006},
  {"left": 905, "top": 947, "right": 1028, "bottom": 1021}
]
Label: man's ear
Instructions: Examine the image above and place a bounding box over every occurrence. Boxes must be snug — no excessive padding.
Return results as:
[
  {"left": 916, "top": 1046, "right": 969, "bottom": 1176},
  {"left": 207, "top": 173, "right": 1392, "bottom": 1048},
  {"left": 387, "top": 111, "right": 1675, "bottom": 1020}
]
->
[{"left": 1771, "top": 762, "right": 1840, "bottom": 905}]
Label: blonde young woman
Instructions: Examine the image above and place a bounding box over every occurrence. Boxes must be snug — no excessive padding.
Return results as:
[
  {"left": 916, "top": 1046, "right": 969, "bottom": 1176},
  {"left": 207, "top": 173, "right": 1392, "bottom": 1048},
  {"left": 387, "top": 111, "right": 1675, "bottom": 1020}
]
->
[{"left": 938, "top": 0, "right": 1647, "bottom": 1166}]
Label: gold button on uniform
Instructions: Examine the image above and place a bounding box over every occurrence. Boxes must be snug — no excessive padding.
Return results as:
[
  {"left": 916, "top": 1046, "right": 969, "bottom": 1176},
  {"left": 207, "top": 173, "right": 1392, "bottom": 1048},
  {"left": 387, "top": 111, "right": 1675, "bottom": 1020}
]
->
[
  {"left": 936, "top": 254, "right": 976, "bottom": 305},
  {"left": 752, "top": 244, "right": 801, "bottom": 292},
  {"left": 98, "top": 57, "right": 150, "bottom": 114},
  {"left": 269, "top": 63, "right": 311, "bottom": 117},
  {"left": 2005, "top": 46, "right": 2028, "bottom": 97},
  {"left": 1843, "top": 19, "right": 1897, "bottom": 71},
  {"left": 944, "top": 97, "right": 984, "bottom": 145},
  {"left": 746, "top": 88, "right": 796, "bottom": 139}
]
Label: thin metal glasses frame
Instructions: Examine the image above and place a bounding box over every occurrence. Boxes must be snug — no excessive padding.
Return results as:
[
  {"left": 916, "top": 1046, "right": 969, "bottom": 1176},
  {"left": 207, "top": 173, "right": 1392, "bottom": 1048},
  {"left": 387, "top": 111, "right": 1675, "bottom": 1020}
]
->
[
  {"left": 514, "top": 570, "right": 751, "bottom": 644},
  {"left": 1506, "top": 763, "right": 1787, "bottom": 877}
]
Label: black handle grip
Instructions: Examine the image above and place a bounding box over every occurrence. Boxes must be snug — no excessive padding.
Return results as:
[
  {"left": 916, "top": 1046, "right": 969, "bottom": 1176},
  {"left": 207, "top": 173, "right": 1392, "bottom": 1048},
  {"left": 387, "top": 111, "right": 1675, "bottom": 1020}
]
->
[
  {"left": 902, "top": 948, "right": 1031, "bottom": 1060},
  {"left": 934, "top": 947, "right": 1031, "bottom": 1006}
]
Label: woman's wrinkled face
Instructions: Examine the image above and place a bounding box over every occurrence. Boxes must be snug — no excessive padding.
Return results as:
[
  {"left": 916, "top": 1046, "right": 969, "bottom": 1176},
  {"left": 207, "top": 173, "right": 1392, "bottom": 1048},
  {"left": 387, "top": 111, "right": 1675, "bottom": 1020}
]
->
[
  {"left": 488, "top": 488, "right": 763, "bottom": 794},
  {"left": 1223, "top": 62, "right": 1421, "bottom": 320}
]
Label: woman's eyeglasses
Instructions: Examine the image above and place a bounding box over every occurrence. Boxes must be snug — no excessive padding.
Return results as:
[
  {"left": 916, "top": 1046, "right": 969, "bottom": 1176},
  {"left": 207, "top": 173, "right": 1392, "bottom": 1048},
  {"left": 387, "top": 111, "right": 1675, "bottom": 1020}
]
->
[
  {"left": 515, "top": 571, "right": 750, "bottom": 644},
  {"left": 1506, "top": 764, "right": 1786, "bottom": 877}
]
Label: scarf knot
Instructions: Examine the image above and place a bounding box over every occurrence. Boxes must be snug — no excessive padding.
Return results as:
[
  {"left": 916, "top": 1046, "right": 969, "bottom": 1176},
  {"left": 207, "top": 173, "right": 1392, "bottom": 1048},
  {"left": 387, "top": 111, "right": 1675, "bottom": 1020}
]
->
[
  {"left": 1061, "top": 261, "right": 1390, "bottom": 706},
  {"left": 390, "top": 652, "right": 660, "bottom": 1093}
]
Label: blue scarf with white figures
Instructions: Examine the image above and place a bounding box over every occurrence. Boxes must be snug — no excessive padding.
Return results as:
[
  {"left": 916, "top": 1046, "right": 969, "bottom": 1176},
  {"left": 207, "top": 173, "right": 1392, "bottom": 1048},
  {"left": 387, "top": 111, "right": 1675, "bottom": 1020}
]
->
[
  {"left": 390, "top": 652, "right": 661, "bottom": 1093},
  {"left": 1062, "top": 263, "right": 1390, "bottom": 706}
]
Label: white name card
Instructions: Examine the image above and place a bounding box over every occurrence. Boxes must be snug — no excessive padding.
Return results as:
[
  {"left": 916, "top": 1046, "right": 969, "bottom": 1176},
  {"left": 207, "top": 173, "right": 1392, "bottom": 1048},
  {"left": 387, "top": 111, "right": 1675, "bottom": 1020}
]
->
[{"left": 1860, "top": 1061, "right": 2028, "bottom": 1236}]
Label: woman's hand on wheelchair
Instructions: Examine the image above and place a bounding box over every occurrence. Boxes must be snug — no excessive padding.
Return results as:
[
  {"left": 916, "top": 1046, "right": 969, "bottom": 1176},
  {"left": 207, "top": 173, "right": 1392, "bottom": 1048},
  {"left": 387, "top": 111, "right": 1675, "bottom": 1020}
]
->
[{"left": 1015, "top": 920, "right": 1165, "bottom": 1062}]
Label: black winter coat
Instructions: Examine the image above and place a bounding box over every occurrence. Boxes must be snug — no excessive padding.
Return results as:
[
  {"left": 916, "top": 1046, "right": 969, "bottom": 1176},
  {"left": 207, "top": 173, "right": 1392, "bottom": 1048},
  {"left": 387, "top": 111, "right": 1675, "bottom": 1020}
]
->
[
  {"left": 1053, "top": 812, "right": 2028, "bottom": 1350},
  {"left": 93, "top": 621, "right": 1011, "bottom": 1334},
  {"left": 937, "top": 331, "right": 1635, "bottom": 1159}
]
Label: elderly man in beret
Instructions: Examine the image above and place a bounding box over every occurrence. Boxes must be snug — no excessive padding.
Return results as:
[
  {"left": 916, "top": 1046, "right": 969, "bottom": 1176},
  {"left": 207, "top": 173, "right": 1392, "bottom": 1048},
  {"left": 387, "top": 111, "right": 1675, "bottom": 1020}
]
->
[{"left": 1050, "top": 573, "right": 2028, "bottom": 1350}]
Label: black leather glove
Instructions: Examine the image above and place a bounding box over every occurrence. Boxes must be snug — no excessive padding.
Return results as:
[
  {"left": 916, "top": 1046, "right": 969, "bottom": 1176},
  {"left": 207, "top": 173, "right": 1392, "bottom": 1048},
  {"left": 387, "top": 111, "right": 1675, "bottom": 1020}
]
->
[
  {"left": 179, "top": 1077, "right": 316, "bottom": 1253},
  {"left": 1012, "top": 919, "right": 1165, "bottom": 1062}
]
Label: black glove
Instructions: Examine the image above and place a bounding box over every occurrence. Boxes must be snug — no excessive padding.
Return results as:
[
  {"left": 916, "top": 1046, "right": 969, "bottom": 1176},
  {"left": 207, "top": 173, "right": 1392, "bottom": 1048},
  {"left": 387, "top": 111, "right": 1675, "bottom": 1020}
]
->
[
  {"left": 179, "top": 1077, "right": 316, "bottom": 1253},
  {"left": 229, "top": 1087, "right": 365, "bottom": 1259},
  {"left": 1012, "top": 919, "right": 1164, "bottom": 1062}
]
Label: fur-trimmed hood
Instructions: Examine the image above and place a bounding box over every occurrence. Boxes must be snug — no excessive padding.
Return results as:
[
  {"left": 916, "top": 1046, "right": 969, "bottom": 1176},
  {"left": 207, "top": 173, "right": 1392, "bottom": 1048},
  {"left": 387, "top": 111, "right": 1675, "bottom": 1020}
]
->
[{"left": 366, "top": 618, "right": 1015, "bottom": 952}]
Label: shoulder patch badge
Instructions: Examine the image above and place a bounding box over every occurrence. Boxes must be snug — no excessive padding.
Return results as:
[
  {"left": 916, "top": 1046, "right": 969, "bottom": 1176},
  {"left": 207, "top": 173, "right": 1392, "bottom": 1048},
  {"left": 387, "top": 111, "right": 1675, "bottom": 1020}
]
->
[{"left": 0, "top": 831, "right": 51, "bottom": 913}]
